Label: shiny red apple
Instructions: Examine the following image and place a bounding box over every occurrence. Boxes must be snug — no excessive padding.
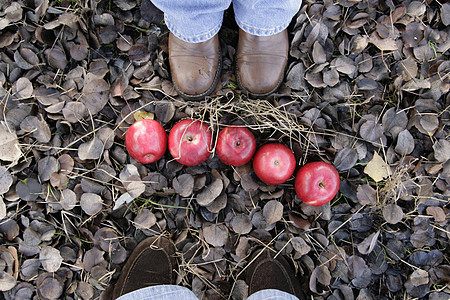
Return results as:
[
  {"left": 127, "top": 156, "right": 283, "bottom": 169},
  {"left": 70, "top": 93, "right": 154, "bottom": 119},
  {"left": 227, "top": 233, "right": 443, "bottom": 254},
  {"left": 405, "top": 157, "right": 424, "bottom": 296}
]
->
[
  {"left": 216, "top": 126, "right": 256, "bottom": 166},
  {"left": 168, "top": 119, "right": 212, "bottom": 166},
  {"left": 295, "top": 161, "right": 340, "bottom": 206},
  {"left": 253, "top": 143, "right": 296, "bottom": 185},
  {"left": 125, "top": 119, "right": 167, "bottom": 164}
]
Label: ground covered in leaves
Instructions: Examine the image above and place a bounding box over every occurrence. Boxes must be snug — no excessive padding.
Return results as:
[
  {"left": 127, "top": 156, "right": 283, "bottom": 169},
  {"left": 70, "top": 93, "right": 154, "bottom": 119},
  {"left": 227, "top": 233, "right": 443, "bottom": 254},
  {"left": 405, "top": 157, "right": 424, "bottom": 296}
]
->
[{"left": 0, "top": 0, "right": 449, "bottom": 299}]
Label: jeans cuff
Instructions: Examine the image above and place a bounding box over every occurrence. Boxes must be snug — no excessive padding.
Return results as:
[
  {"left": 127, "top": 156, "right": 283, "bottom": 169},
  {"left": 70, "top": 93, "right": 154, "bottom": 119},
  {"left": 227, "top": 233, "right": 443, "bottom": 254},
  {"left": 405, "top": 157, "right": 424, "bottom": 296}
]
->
[
  {"left": 235, "top": 15, "right": 290, "bottom": 36},
  {"left": 165, "top": 15, "right": 222, "bottom": 43}
]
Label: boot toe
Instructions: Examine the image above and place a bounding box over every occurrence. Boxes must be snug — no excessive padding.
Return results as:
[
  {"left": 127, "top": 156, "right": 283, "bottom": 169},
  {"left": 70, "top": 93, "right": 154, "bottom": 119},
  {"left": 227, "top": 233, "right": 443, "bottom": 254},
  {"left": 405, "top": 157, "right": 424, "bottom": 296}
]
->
[
  {"left": 237, "top": 57, "right": 286, "bottom": 95},
  {"left": 171, "top": 60, "right": 219, "bottom": 96},
  {"left": 112, "top": 237, "right": 177, "bottom": 299}
]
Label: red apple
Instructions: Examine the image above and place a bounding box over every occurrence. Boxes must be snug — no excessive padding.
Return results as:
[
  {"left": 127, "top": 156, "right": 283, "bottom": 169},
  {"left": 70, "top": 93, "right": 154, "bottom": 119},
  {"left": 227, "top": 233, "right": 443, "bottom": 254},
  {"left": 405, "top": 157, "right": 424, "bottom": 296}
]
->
[
  {"left": 216, "top": 126, "right": 256, "bottom": 166},
  {"left": 125, "top": 119, "right": 167, "bottom": 164},
  {"left": 295, "top": 161, "right": 340, "bottom": 206},
  {"left": 168, "top": 119, "right": 212, "bottom": 166},
  {"left": 253, "top": 143, "right": 296, "bottom": 185}
]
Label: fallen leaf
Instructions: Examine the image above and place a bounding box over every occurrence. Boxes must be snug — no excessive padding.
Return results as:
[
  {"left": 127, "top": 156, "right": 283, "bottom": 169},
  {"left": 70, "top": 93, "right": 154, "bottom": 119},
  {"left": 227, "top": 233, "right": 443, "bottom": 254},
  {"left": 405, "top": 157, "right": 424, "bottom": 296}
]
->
[
  {"left": 263, "top": 200, "right": 283, "bottom": 225},
  {"left": 113, "top": 192, "right": 134, "bottom": 210},
  {"left": 312, "top": 41, "right": 327, "bottom": 64},
  {"left": 383, "top": 204, "right": 403, "bottom": 224},
  {"left": 357, "top": 231, "right": 380, "bottom": 255},
  {"left": 134, "top": 111, "right": 154, "bottom": 121},
  {"left": 78, "top": 137, "right": 104, "bottom": 160},
  {"left": 126, "top": 181, "right": 145, "bottom": 198},
  {"left": 359, "top": 116, "right": 384, "bottom": 143},
  {"left": 134, "top": 209, "right": 157, "bottom": 230},
  {"left": 80, "top": 73, "right": 110, "bottom": 115},
  {"left": 0, "top": 123, "right": 21, "bottom": 162},
  {"left": 0, "top": 167, "right": 13, "bottom": 195},
  {"left": 231, "top": 214, "right": 252, "bottom": 234},
  {"left": 20, "top": 115, "right": 51, "bottom": 143},
  {"left": 333, "top": 56, "right": 357, "bottom": 75},
  {"left": 432, "top": 139, "right": 450, "bottom": 162},
  {"left": 39, "top": 246, "right": 63, "bottom": 272},
  {"left": 356, "top": 184, "right": 377, "bottom": 205},
  {"left": 173, "top": 174, "right": 194, "bottom": 197},
  {"left": 80, "top": 193, "right": 103, "bottom": 215},
  {"left": 410, "top": 269, "right": 429, "bottom": 286},
  {"left": 395, "top": 129, "right": 414, "bottom": 156},
  {"left": 15, "top": 77, "right": 33, "bottom": 98},
  {"left": 196, "top": 178, "right": 223, "bottom": 206},
  {"left": 38, "top": 156, "right": 60, "bottom": 182},
  {"left": 0, "top": 197, "right": 5, "bottom": 220},
  {"left": 291, "top": 237, "right": 311, "bottom": 256},
  {"left": 76, "top": 282, "right": 95, "bottom": 300},
  {"left": 426, "top": 206, "right": 446, "bottom": 223},
  {"left": 60, "top": 189, "right": 77, "bottom": 211},
  {"left": 364, "top": 152, "right": 390, "bottom": 182},
  {"left": 382, "top": 108, "right": 408, "bottom": 138},
  {"left": 442, "top": 4, "right": 450, "bottom": 26},
  {"left": 63, "top": 102, "right": 87, "bottom": 123},
  {"left": 16, "top": 178, "right": 42, "bottom": 202},
  {"left": 285, "top": 63, "right": 306, "bottom": 90},
  {"left": 37, "top": 276, "right": 63, "bottom": 299},
  {"left": 0, "top": 271, "right": 16, "bottom": 291},
  {"left": 334, "top": 148, "right": 358, "bottom": 171},
  {"left": 369, "top": 34, "right": 398, "bottom": 51},
  {"left": 203, "top": 224, "right": 228, "bottom": 247},
  {"left": 407, "top": 1, "right": 426, "bottom": 17}
]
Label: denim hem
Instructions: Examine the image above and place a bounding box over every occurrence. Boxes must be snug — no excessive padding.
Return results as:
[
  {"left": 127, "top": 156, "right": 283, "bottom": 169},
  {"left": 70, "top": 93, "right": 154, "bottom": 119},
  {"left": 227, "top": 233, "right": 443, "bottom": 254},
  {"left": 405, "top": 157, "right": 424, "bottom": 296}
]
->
[
  {"left": 235, "top": 15, "right": 290, "bottom": 36},
  {"left": 165, "top": 14, "right": 222, "bottom": 43}
]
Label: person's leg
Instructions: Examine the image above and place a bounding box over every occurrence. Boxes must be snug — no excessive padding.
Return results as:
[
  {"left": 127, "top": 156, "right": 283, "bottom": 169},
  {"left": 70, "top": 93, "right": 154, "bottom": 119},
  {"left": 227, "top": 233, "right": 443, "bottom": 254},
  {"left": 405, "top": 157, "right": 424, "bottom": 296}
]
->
[
  {"left": 247, "top": 289, "right": 300, "bottom": 300},
  {"left": 151, "top": 0, "right": 231, "bottom": 43},
  {"left": 150, "top": 1, "right": 231, "bottom": 100},
  {"left": 117, "top": 285, "right": 198, "bottom": 300},
  {"left": 232, "top": 0, "right": 301, "bottom": 37},
  {"left": 233, "top": 0, "right": 302, "bottom": 97}
]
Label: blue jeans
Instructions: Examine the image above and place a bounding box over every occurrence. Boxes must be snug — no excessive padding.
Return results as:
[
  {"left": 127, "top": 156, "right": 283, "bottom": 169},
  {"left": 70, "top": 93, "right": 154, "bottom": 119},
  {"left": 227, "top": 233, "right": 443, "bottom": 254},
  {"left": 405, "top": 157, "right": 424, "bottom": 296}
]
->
[
  {"left": 117, "top": 285, "right": 299, "bottom": 300},
  {"left": 151, "top": 0, "right": 302, "bottom": 42}
]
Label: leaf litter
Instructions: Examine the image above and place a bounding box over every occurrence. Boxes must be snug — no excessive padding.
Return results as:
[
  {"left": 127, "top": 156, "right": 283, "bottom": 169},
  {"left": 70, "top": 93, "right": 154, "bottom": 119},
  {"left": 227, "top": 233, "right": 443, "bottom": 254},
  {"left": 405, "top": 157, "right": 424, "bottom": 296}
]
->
[{"left": 0, "top": 0, "right": 448, "bottom": 299}]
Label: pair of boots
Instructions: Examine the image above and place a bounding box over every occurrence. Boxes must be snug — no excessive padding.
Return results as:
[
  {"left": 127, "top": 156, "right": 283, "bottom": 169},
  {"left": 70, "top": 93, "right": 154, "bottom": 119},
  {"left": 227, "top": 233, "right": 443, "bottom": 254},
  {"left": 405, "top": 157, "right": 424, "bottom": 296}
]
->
[
  {"left": 110, "top": 236, "right": 303, "bottom": 299},
  {"left": 169, "top": 29, "right": 289, "bottom": 100}
]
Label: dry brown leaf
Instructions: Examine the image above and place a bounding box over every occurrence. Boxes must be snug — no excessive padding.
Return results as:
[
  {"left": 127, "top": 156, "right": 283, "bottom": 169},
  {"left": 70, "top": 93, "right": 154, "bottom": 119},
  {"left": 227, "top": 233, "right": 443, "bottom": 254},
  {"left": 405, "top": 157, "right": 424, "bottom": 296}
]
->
[
  {"left": 369, "top": 34, "right": 398, "bottom": 51},
  {"left": 263, "top": 200, "right": 283, "bottom": 225},
  {"left": 203, "top": 224, "right": 228, "bottom": 247},
  {"left": 383, "top": 204, "right": 404, "bottom": 224}
]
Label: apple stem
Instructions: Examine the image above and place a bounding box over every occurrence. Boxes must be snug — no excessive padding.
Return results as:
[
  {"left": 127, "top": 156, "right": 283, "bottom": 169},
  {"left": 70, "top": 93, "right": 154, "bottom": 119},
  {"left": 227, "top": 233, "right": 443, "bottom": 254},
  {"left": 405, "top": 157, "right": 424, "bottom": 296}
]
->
[{"left": 319, "top": 182, "right": 325, "bottom": 188}]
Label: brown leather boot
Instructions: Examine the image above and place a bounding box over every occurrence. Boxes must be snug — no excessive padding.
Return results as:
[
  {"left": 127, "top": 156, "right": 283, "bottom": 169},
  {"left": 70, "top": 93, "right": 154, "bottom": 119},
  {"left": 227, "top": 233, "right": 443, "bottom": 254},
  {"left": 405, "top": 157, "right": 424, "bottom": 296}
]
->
[
  {"left": 112, "top": 236, "right": 177, "bottom": 299},
  {"left": 236, "top": 29, "right": 289, "bottom": 97},
  {"left": 246, "top": 249, "right": 304, "bottom": 298},
  {"left": 169, "top": 33, "right": 222, "bottom": 100}
]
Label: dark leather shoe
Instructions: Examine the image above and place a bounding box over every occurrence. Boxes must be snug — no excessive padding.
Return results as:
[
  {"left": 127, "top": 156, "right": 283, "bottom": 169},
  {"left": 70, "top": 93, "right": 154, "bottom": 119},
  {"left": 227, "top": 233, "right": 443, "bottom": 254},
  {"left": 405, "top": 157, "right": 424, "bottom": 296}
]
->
[
  {"left": 169, "top": 33, "right": 222, "bottom": 100},
  {"left": 236, "top": 29, "right": 289, "bottom": 97},
  {"left": 246, "top": 249, "right": 304, "bottom": 298},
  {"left": 112, "top": 236, "right": 177, "bottom": 299}
]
